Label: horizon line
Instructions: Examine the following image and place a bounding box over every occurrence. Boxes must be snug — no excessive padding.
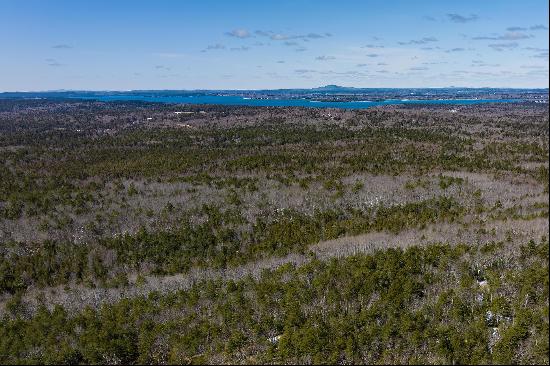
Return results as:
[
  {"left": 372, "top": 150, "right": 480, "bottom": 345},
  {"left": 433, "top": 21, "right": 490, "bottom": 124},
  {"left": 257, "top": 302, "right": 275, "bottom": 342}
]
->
[{"left": 2, "top": 86, "right": 549, "bottom": 93}]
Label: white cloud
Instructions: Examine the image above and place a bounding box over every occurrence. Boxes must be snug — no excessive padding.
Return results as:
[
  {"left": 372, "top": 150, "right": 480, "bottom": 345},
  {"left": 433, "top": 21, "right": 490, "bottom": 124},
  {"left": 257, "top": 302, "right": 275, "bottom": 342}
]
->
[
  {"left": 315, "top": 55, "right": 336, "bottom": 61},
  {"left": 225, "top": 29, "right": 251, "bottom": 38}
]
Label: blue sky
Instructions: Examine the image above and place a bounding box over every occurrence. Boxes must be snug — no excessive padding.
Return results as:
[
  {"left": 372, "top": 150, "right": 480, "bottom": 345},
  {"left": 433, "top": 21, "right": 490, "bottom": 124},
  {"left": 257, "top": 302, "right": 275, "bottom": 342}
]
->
[{"left": 1, "top": 0, "right": 548, "bottom": 90}]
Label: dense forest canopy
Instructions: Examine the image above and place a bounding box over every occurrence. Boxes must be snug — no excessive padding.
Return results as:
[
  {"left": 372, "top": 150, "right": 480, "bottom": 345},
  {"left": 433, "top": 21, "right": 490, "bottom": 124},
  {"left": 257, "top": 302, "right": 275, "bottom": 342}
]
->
[{"left": 0, "top": 99, "right": 548, "bottom": 364}]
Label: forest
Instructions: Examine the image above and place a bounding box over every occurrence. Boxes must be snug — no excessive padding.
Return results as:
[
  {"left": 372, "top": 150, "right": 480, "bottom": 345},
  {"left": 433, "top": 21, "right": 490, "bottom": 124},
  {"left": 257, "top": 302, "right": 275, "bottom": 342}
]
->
[{"left": 0, "top": 99, "right": 548, "bottom": 364}]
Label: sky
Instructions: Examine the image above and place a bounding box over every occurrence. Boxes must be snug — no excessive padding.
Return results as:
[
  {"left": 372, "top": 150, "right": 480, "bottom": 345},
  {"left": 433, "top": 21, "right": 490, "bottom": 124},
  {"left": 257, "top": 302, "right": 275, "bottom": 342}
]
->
[{"left": 1, "top": 0, "right": 548, "bottom": 91}]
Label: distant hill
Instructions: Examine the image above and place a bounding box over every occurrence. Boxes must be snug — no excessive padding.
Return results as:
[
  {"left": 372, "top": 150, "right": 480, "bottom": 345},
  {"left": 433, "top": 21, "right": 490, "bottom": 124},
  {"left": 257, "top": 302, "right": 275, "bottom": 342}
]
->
[{"left": 310, "top": 85, "right": 358, "bottom": 92}]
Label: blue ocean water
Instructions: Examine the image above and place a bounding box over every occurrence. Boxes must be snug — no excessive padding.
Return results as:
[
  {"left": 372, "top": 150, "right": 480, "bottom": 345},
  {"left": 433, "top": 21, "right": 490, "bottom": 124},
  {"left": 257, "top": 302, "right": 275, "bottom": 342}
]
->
[{"left": 73, "top": 95, "right": 522, "bottom": 109}]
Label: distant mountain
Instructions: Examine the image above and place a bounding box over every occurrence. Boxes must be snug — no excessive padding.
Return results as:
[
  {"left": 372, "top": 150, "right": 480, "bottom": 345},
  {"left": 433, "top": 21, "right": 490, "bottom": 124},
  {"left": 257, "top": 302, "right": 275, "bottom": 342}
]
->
[{"left": 311, "top": 85, "right": 358, "bottom": 92}]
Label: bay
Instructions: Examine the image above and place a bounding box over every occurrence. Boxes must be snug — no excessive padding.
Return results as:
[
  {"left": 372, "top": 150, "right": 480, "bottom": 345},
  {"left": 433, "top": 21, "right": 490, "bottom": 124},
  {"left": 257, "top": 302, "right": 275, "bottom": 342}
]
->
[{"left": 73, "top": 94, "right": 522, "bottom": 109}]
